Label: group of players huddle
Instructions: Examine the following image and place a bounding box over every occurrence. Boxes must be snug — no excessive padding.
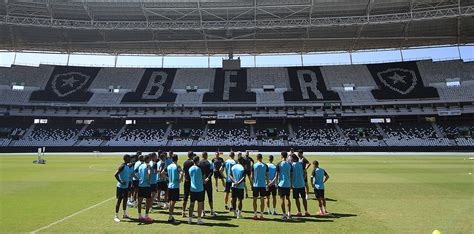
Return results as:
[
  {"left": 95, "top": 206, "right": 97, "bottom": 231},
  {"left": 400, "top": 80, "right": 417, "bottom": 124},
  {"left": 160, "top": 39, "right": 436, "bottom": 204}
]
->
[{"left": 114, "top": 150, "right": 330, "bottom": 224}]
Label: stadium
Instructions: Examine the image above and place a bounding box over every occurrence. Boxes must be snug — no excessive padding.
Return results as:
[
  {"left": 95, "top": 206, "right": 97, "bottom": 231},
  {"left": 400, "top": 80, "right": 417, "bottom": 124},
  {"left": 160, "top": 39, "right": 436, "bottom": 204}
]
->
[{"left": 0, "top": 0, "right": 473, "bottom": 233}]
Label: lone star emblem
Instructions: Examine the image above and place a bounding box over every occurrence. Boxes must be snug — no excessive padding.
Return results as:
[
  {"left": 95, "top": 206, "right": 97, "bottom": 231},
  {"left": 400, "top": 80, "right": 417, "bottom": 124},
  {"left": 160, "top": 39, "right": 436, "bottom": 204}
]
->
[
  {"left": 387, "top": 72, "right": 406, "bottom": 84},
  {"left": 51, "top": 72, "right": 91, "bottom": 97},
  {"left": 376, "top": 68, "right": 417, "bottom": 95},
  {"left": 61, "top": 76, "right": 79, "bottom": 87}
]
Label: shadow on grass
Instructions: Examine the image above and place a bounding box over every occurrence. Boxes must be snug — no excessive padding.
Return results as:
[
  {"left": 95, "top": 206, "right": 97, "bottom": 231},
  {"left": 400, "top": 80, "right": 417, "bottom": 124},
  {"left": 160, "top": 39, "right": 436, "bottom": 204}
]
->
[{"left": 124, "top": 217, "right": 238, "bottom": 227}]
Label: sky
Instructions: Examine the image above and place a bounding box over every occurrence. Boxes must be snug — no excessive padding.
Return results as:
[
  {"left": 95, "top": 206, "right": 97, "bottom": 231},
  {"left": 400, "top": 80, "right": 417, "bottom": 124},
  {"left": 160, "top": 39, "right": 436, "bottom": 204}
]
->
[{"left": 0, "top": 45, "right": 472, "bottom": 68}]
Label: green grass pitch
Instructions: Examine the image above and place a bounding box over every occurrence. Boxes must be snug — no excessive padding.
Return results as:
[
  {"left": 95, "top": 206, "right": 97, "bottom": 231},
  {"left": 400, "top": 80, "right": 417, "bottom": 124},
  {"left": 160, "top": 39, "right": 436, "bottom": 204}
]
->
[{"left": 0, "top": 153, "right": 472, "bottom": 233}]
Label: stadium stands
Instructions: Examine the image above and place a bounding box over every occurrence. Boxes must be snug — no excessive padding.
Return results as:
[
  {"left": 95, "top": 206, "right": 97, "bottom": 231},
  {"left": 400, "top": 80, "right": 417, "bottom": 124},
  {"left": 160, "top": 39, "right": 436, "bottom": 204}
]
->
[
  {"left": 340, "top": 123, "right": 382, "bottom": 146},
  {"left": 417, "top": 60, "right": 473, "bottom": 84},
  {"left": 197, "top": 123, "right": 257, "bottom": 146},
  {"left": 381, "top": 123, "right": 450, "bottom": 146},
  {"left": 108, "top": 124, "right": 168, "bottom": 146},
  {"left": 89, "top": 67, "right": 144, "bottom": 91},
  {"left": 289, "top": 124, "right": 349, "bottom": 146},
  {"left": 0, "top": 65, "right": 53, "bottom": 88},
  {"left": 0, "top": 60, "right": 473, "bottom": 106},
  {"left": 320, "top": 64, "right": 376, "bottom": 87},
  {"left": 15, "top": 124, "right": 82, "bottom": 146}
]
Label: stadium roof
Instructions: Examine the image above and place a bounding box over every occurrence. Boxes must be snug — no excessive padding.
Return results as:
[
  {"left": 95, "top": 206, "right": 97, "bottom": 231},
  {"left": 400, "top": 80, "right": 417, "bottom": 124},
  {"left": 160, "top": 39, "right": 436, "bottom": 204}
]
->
[{"left": 0, "top": 0, "right": 473, "bottom": 55}]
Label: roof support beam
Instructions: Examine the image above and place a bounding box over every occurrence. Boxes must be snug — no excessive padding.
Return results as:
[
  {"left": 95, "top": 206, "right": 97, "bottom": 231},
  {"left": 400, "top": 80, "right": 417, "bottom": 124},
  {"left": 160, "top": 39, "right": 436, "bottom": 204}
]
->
[
  {"left": 352, "top": 0, "right": 375, "bottom": 51},
  {"left": 1, "top": 5, "right": 471, "bottom": 31}
]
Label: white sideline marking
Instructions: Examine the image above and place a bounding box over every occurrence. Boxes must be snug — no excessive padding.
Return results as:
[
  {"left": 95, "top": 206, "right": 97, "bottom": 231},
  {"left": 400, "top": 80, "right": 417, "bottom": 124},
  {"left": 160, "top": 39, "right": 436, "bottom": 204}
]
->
[{"left": 30, "top": 196, "right": 114, "bottom": 234}]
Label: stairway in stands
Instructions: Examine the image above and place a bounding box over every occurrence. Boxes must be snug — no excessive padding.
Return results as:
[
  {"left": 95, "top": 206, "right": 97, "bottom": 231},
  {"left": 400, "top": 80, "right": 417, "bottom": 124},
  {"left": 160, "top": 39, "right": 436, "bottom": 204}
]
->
[{"left": 374, "top": 123, "right": 388, "bottom": 146}]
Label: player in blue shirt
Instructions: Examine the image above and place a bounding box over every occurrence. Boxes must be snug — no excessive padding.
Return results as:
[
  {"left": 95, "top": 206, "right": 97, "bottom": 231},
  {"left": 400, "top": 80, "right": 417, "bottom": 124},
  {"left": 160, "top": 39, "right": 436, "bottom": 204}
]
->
[
  {"left": 251, "top": 153, "right": 268, "bottom": 220},
  {"left": 131, "top": 154, "right": 143, "bottom": 207},
  {"left": 155, "top": 153, "right": 168, "bottom": 208},
  {"left": 148, "top": 153, "right": 158, "bottom": 211},
  {"left": 276, "top": 151, "right": 292, "bottom": 220},
  {"left": 223, "top": 151, "right": 236, "bottom": 210},
  {"left": 131, "top": 154, "right": 153, "bottom": 223},
  {"left": 188, "top": 156, "right": 205, "bottom": 225},
  {"left": 127, "top": 154, "right": 137, "bottom": 207},
  {"left": 266, "top": 155, "right": 278, "bottom": 215},
  {"left": 291, "top": 154, "right": 310, "bottom": 217},
  {"left": 113, "top": 154, "right": 132, "bottom": 222},
  {"left": 312, "top": 160, "right": 330, "bottom": 215},
  {"left": 165, "top": 154, "right": 182, "bottom": 223},
  {"left": 230, "top": 157, "right": 246, "bottom": 219}
]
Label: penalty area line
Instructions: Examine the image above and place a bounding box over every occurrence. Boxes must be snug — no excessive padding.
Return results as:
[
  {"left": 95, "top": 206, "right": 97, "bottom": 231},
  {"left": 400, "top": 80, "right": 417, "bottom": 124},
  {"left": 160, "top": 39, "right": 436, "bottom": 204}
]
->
[{"left": 30, "top": 196, "right": 115, "bottom": 234}]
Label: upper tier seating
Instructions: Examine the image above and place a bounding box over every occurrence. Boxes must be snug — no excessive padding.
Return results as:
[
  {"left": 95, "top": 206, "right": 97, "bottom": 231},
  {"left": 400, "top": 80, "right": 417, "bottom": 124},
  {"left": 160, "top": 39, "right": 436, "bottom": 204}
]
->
[
  {"left": 171, "top": 69, "right": 215, "bottom": 91},
  {"left": 87, "top": 92, "right": 125, "bottom": 105},
  {"left": 0, "top": 89, "right": 33, "bottom": 104},
  {"left": 247, "top": 68, "right": 290, "bottom": 89},
  {"left": 320, "top": 64, "right": 376, "bottom": 88},
  {"left": 336, "top": 89, "right": 376, "bottom": 103},
  {"left": 417, "top": 60, "right": 473, "bottom": 84},
  {"left": 89, "top": 68, "right": 144, "bottom": 91},
  {"left": 0, "top": 65, "right": 53, "bottom": 88}
]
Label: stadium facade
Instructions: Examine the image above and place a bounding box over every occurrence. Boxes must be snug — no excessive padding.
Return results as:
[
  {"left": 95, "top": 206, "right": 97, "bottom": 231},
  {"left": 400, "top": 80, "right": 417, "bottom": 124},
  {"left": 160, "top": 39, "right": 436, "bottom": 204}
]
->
[{"left": 0, "top": 0, "right": 473, "bottom": 152}]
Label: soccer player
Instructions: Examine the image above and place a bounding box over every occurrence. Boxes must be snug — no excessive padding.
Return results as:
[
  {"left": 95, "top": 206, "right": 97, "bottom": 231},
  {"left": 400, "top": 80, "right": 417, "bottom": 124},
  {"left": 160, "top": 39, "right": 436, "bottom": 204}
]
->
[
  {"left": 181, "top": 151, "right": 195, "bottom": 217},
  {"left": 198, "top": 151, "right": 217, "bottom": 217},
  {"left": 131, "top": 154, "right": 144, "bottom": 207},
  {"left": 127, "top": 154, "right": 137, "bottom": 207},
  {"left": 149, "top": 153, "right": 158, "bottom": 211},
  {"left": 188, "top": 156, "right": 205, "bottom": 225},
  {"left": 165, "top": 154, "right": 182, "bottom": 223},
  {"left": 114, "top": 154, "right": 132, "bottom": 222},
  {"left": 243, "top": 151, "right": 255, "bottom": 198},
  {"left": 230, "top": 157, "right": 246, "bottom": 219},
  {"left": 266, "top": 155, "right": 278, "bottom": 215},
  {"left": 297, "top": 150, "right": 310, "bottom": 199},
  {"left": 212, "top": 151, "right": 225, "bottom": 191},
  {"left": 276, "top": 151, "right": 292, "bottom": 220},
  {"left": 251, "top": 153, "right": 268, "bottom": 220},
  {"left": 291, "top": 154, "right": 310, "bottom": 217},
  {"left": 312, "top": 160, "right": 330, "bottom": 215},
  {"left": 156, "top": 153, "right": 168, "bottom": 208},
  {"left": 131, "top": 154, "right": 153, "bottom": 222},
  {"left": 223, "top": 151, "right": 236, "bottom": 210}
]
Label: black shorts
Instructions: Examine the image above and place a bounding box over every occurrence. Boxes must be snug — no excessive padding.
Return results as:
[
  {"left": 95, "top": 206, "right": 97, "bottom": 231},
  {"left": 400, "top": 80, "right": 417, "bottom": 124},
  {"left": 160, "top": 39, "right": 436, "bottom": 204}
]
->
[
  {"left": 314, "top": 189, "right": 325, "bottom": 199},
  {"left": 150, "top": 184, "right": 157, "bottom": 191},
  {"left": 278, "top": 187, "right": 291, "bottom": 197},
  {"left": 252, "top": 187, "right": 267, "bottom": 198},
  {"left": 157, "top": 181, "right": 168, "bottom": 191},
  {"left": 293, "top": 187, "right": 306, "bottom": 199},
  {"left": 232, "top": 187, "right": 244, "bottom": 200},
  {"left": 225, "top": 182, "right": 232, "bottom": 193},
  {"left": 138, "top": 186, "right": 151, "bottom": 199},
  {"left": 245, "top": 170, "right": 252, "bottom": 177},
  {"left": 132, "top": 180, "right": 139, "bottom": 188},
  {"left": 190, "top": 191, "right": 205, "bottom": 202},
  {"left": 128, "top": 182, "right": 132, "bottom": 189},
  {"left": 204, "top": 182, "right": 213, "bottom": 202},
  {"left": 116, "top": 187, "right": 129, "bottom": 199},
  {"left": 168, "top": 188, "right": 180, "bottom": 201},
  {"left": 183, "top": 181, "right": 191, "bottom": 201},
  {"left": 266, "top": 185, "right": 277, "bottom": 197},
  {"left": 213, "top": 171, "right": 224, "bottom": 179}
]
